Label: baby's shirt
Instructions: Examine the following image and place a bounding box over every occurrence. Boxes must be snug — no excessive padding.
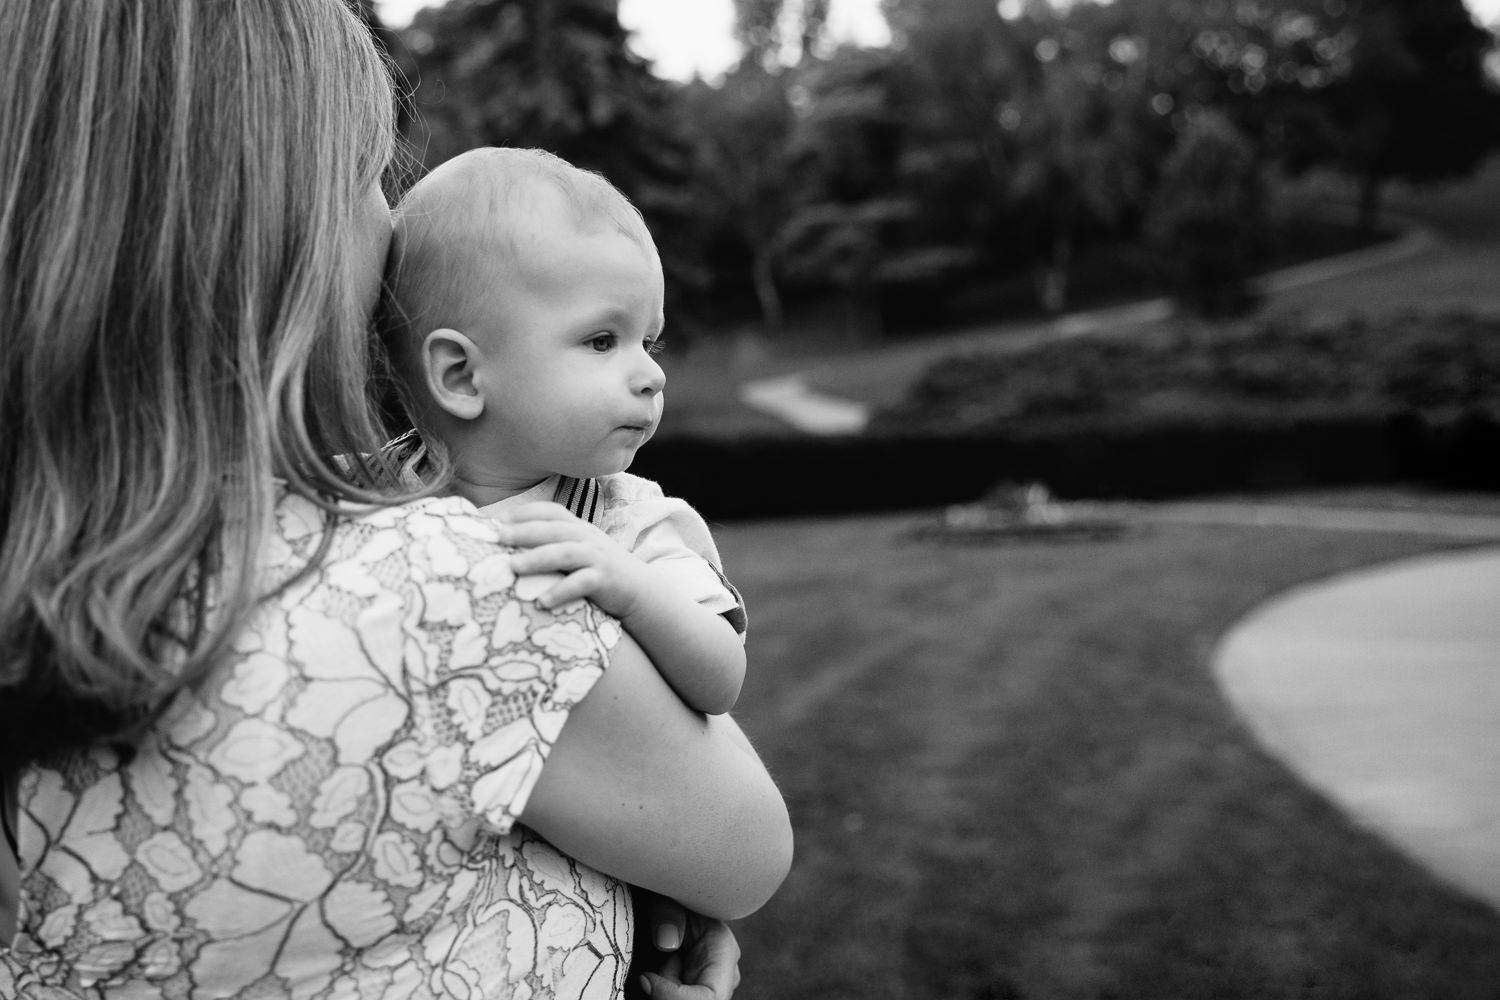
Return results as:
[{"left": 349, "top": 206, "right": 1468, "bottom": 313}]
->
[{"left": 477, "top": 472, "right": 747, "bottom": 638}]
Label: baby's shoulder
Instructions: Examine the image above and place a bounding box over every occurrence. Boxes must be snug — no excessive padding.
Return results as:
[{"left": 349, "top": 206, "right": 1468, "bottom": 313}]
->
[{"left": 598, "top": 471, "right": 669, "bottom": 506}]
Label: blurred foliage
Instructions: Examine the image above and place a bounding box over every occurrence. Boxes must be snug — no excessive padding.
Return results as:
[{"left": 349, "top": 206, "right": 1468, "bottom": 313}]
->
[
  {"left": 873, "top": 308, "right": 1500, "bottom": 434},
  {"left": 678, "top": 66, "right": 798, "bottom": 332},
  {"left": 733, "top": 0, "right": 831, "bottom": 69},
  {"left": 395, "top": 0, "right": 686, "bottom": 184},
  {"left": 383, "top": 0, "right": 708, "bottom": 332},
  {"left": 1119, "top": 0, "right": 1500, "bottom": 230},
  {"left": 1145, "top": 109, "right": 1265, "bottom": 316},
  {"left": 372, "top": 0, "right": 1500, "bottom": 338}
]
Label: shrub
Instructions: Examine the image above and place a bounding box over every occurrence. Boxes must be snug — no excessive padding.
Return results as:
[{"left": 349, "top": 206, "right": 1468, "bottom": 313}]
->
[
  {"left": 632, "top": 410, "right": 1499, "bottom": 521},
  {"left": 873, "top": 309, "right": 1500, "bottom": 436},
  {"left": 1145, "top": 111, "right": 1266, "bottom": 317},
  {"left": 626, "top": 309, "right": 1500, "bottom": 520}
]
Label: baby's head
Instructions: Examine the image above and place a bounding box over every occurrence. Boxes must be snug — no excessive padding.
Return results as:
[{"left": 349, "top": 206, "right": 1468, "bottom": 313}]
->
[{"left": 383, "top": 148, "right": 667, "bottom": 499}]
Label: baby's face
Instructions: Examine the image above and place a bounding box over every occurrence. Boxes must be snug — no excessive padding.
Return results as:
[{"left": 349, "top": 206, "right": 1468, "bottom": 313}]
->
[{"left": 470, "top": 190, "right": 666, "bottom": 482}]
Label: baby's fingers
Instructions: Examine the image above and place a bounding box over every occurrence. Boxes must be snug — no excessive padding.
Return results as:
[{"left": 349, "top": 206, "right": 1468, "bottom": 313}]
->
[
  {"left": 498, "top": 519, "right": 594, "bottom": 549},
  {"left": 508, "top": 541, "right": 600, "bottom": 577},
  {"left": 531, "top": 567, "right": 607, "bottom": 611}
]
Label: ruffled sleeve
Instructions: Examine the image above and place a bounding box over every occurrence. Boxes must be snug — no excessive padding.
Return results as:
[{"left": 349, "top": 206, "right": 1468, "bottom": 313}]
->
[{"left": 354, "top": 497, "right": 622, "bottom": 836}]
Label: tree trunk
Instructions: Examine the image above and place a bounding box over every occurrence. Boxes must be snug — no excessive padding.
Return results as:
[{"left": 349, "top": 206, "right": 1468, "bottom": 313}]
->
[
  {"left": 751, "top": 247, "right": 783, "bottom": 333},
  {"left": 1036, "top": 229, "right": 1073, "bottom": 314}
]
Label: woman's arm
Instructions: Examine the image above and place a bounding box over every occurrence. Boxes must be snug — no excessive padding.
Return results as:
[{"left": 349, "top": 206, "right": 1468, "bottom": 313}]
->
[{"left": 520, "top": 634, "right": 792, "bottom": 921}]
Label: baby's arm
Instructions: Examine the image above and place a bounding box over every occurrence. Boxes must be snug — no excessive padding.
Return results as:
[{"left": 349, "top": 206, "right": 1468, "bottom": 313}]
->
[{"left": 494, "top": 502, "right": 746, "bottom": 715}]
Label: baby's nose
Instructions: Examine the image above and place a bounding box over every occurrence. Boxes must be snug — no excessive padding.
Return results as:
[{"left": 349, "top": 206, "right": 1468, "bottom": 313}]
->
[{"left": 636, "top": 355, "right": 666, "bottom": 395}]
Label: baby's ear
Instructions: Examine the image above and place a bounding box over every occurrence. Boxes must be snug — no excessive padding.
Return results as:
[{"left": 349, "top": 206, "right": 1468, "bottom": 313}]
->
[{"left": 422, "top": 328, "right": 485, "bottom": 421}]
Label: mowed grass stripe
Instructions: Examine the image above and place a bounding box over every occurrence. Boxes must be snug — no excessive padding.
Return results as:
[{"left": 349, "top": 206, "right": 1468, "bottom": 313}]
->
[{"left": 718, "top": 511, "right": 1500, "bottom": 1000}]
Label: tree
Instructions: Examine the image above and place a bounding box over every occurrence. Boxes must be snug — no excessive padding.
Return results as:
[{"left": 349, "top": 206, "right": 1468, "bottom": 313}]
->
[
  {"left": 878, "top": 0, "right": 1046, "bottom": 308},
  {"left": 1002, "top": 4, "right": 1162, "bottom": 312},
  {"left": 680, "top": 66, "right": 799, "bottom": 331},
  {"left": 882, "top": 0, "right": 1167, "bottom": 312},
  {"left": 732, "top": 0, "right": 833, "bottom": 69},
  {"left": 1118, "top": 0, "right": 1500, "bottom": 231},
  {"left": 775, "top": 47, "right": 914, "bottom": 339},
  {"left": 1300, "top": 0, "right": 1500, "bottom": 230},
  {"left": 1145, "top": 109, "right": 1265, "bottom": 316},
  {"left": 675, "top": 0, "right": 874, "bottom": 335},
  {"left": 400, "top": 0, "right": 686, "bottom": 185},
  {"left": 394, "top": 0, "right": 704, "bottom": 327}
]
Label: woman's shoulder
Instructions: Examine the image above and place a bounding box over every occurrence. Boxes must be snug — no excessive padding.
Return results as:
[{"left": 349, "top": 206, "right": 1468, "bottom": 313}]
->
[
  {"left": 275, "top": 490, "right": 496, "bottom": 537},
  {"left": 264, "top": 490, "right": 622, "bottom": 674},
  {"left": 269, "top": 492, "right": 508, "bottom": 585},
  {"left": 345, "top": 493, "right": 501, "bottom": 539}
]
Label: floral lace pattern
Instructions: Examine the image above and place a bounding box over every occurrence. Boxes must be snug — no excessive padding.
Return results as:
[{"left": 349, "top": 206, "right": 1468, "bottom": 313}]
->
[{"left": 2, "top": 494, "right": 629, "bottom": 999}]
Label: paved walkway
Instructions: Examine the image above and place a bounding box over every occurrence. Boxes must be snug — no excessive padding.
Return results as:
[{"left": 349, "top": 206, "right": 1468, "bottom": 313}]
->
[
  {"left": 1097, "top": 500, "right": 1500, "bottom": 541},
  {"left": 1213, "top": 543, "right": 1500, "bottom": 912}
]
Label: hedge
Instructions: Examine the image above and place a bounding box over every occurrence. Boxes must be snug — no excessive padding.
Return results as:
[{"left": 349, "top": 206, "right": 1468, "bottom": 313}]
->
[
  {"left": 873, "top": 309, "right": 1500, "bottom": 436},
  {"left": 634, "top": 409, "right": 1500, "bottom": 522}
]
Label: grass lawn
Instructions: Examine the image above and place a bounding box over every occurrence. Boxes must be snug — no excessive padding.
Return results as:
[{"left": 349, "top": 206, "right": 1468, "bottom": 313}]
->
[{"left": 717, "top": 506, "right": 1500, "bottom": 999}]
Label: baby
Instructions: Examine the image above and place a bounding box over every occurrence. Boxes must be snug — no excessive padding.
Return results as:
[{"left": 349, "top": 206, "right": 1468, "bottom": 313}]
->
[{"left": 381, "top": 147, "right": 745, "bottom": 715}]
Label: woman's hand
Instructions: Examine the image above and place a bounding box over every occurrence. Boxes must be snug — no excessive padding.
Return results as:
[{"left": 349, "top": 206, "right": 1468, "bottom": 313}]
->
[{"left": 629, "top": 892, "right": 741, "bottom": 1000}]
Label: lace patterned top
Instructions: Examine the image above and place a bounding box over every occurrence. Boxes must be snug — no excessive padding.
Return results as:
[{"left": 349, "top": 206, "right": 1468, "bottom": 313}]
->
[{"left": 1, "top": 493, "right": 630, "bottom": 1000}]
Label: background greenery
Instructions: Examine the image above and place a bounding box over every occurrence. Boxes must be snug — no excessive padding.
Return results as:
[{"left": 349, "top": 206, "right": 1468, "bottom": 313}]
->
[
  {"left": 875, "top": 309, "right": 1500, "bottom": 433},
  {"left": 362, "top": 0, "right": 1500, "bottom": 341}
]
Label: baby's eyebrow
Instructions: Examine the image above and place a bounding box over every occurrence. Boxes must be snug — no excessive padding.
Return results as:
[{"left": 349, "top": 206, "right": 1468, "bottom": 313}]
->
[
  {"left": 588, "top": 308, "right": 631, "bottom": 331},
  {"left": 576, "top": 304, "right": 657, "bottom": 334}
]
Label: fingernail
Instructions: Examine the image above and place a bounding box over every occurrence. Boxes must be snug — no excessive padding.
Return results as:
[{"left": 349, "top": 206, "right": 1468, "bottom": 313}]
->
[
  {"left": 656, "top": 925, "right": 680, "bottom": 951},
  {"left": 639, "top": 975, "right": 653, "bottom": 996}
]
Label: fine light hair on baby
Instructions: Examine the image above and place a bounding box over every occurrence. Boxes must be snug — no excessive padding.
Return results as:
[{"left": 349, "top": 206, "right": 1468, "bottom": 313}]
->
[{"left": 382, "top": 147, "right": 653, "bottom": 376}]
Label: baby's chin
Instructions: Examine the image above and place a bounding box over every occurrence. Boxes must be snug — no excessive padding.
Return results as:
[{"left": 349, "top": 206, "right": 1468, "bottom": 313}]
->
[{"left": 566, "top": 453, "right": 641, "bottom": 481}]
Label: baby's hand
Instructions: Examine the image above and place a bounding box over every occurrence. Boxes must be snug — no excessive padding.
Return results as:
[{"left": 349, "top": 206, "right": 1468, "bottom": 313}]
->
[{"left": 494, "top": 502, "right": 653, "bottom": 619}]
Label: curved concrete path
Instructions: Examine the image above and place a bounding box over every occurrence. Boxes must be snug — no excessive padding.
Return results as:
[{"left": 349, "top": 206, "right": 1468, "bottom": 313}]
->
[{"left": 1214, "top": 545, "right": 1500, "bottom": 910}]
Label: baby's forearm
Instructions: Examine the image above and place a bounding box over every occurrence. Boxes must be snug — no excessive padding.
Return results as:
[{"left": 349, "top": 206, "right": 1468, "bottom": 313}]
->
[{"left": 622, "top": 581, "right": 745, "bottom": 716}]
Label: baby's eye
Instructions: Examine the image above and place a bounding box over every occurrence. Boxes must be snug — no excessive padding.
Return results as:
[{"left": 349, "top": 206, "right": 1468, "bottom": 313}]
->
[
  {"left": 587, "top": 333, "right": 616, "bottom": 353},
  {"left": 645, "top": 337, "right": 666, "bottom": 357}
]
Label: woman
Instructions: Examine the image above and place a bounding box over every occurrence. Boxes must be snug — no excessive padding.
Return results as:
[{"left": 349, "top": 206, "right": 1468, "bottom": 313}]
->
[{"left": 0, "top": 2, "right": 792, "bottom": 998}]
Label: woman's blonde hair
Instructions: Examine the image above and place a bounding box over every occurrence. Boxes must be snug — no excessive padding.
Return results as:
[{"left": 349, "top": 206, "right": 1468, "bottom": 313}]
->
[{"left": 0, "top": 0, "right": 402, "bottom": 768}]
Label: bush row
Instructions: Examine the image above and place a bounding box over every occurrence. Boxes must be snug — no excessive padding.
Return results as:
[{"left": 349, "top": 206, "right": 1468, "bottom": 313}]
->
[
  {"left": 633, "top": 410, "right": 1500, "bottom": 522},
  {"left": 872, "top": 309, "right": 1500, "bottom": 435}
]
